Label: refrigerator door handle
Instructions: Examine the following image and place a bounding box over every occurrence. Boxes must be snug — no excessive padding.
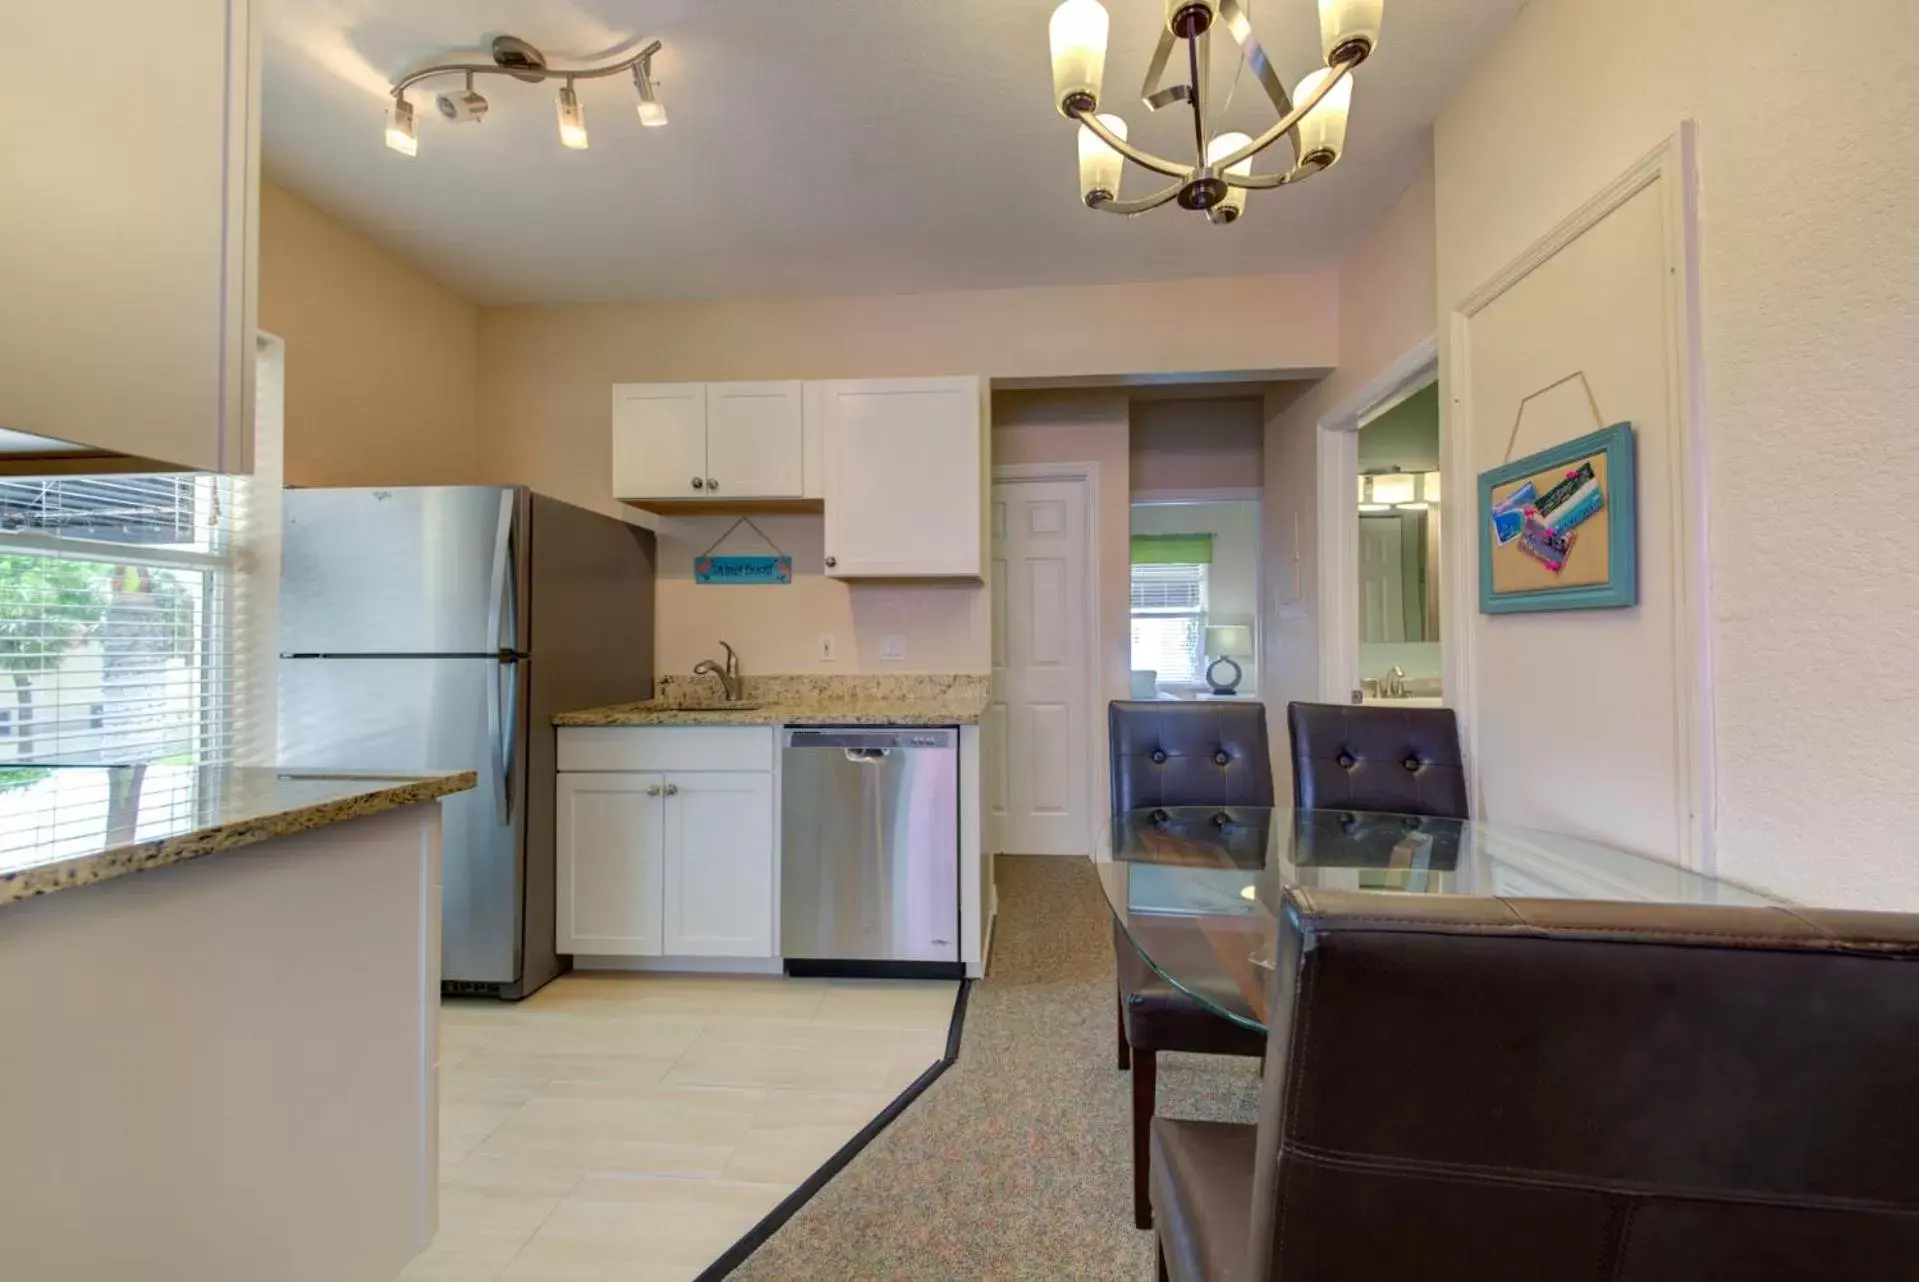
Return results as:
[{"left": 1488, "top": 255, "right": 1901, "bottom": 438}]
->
[
  {"left": 499, "top": 658, "right": 524, "bottom": 825},
  {"left": 485, "top": 491, "right": 515, "bottom": 823}
]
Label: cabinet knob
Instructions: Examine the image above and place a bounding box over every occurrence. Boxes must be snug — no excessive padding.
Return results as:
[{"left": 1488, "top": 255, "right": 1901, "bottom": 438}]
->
[
  {"left": 825, "top": 556, "right": 837, "bottom": 568},
  {"left": 691, "top": 477, "right": 704, "bottom": 490},
  {"left": 706, "top": 477, "right": 719, "bottom": 492},
  {"left": 663, "top": 782, "right": 680, "bottom": 796},
  {"left": 645, "top": 784, "right": 662, "bottom": 796}
]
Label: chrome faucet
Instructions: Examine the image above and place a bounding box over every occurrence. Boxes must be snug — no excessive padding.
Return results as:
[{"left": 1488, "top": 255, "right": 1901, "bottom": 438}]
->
[
  {"left": 1382, "top": 664, "right": 1407, "bottom": 699},
  {"left": 692, "top": 640, "right": 742, "bottom": 702}
]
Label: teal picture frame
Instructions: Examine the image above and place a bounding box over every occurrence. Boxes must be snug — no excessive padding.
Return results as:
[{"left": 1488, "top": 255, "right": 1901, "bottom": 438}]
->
[{"left": 1477, "top": 422, "right": 1636, "bottom": 614}]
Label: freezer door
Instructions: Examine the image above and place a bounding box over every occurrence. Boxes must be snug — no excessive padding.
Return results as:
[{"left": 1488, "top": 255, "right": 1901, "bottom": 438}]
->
[
  {"left": 780, "top": 738, "right": 960, "bottom": 962},
  {"left": 279, "top": 655, "right": 525, "bottom": 986},
  {"left": 281, "top": 486, "right": 528, "bottom": 656}
]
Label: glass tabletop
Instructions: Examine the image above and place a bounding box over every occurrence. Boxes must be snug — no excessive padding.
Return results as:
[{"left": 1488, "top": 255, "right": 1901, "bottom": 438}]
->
[{"left": 1096, "top": 806, "right": 1778, "bottom": 1033}]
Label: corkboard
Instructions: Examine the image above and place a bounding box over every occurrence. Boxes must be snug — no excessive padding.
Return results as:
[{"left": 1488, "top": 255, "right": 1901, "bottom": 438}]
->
[{"left": 1488, "top": 451, "right": 1611, "bottom": 594}]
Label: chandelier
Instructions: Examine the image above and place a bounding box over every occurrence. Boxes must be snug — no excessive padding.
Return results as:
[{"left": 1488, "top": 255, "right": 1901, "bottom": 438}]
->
[
  {"left": 384, "top": 35, "right": 667, "bottom": 157},
  {"left": 1047, "top": 0, "right": 1382, "bottom": 222}
]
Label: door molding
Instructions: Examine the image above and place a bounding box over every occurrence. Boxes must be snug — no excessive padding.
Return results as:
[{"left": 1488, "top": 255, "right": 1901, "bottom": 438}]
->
[
  {"left": 1443, "top": 124, "right": 1711, "bottom": 869},
  {"left": 990, "top": 461, "right": 1103, "bottom": 856},
  {"left": 1315, "top": 335, "right": 1439, "bottom": 704}
]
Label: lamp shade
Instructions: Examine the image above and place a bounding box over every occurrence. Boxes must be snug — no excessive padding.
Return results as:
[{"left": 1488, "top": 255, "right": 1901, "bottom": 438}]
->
[
  {"left": 1078, "top": 114, "right": 1127, "bottom": 202},
  {"left": 1318, "top": 0, "right": 1384, "bottom": 61},
  {"left": 1206, "top": 131, "right": 1253, "bottom": 219},
  {"left": 1050, "top": 0, "right": 1109, "bottom": 113},
  {"left": 1294, "top": 68, "right": 1353, "bottom": 162},
  {"left": 1204, "top": 624, "right": 1254, "bottom": 658}
]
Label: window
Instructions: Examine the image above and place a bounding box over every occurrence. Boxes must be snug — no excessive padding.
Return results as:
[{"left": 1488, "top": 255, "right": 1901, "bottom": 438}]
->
[
  {"left": 0, "top": 475, "right": 242, "bottom": 766},
  {"left": 1130, "top": 561, "right": 1209, "bottom": 686}
]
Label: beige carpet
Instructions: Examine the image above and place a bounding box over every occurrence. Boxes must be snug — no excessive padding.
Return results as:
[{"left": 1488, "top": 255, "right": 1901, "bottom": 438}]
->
[{"left": 729, "top": 855, "right": 1261, "bottom": 1280}]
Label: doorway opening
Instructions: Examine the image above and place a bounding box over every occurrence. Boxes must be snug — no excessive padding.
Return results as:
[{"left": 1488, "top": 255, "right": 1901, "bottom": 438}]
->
[{"left": 1355, "top": 381, "right": 1441, "bottom": 703}]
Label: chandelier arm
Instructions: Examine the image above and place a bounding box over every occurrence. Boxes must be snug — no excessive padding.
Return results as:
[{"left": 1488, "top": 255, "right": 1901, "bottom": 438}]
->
[
  {"left": 1140, "top": 28, "right": 1188, "bottom": 111},
  {"left": 1088, "top": 182, "right": 1187, "bottom": 216},
  {"left": 1215, "top": 52, "right": 1361, "bottom": 173},
  {"left": 1225, "top": 156, "right": 1330, "bottom": 191},
  {"left": 1217, "top": 0, "right": 1297, "bottom": 148},
  {"left": 1188, "top": 32, "right": 1211, "bottom": 168},
  {"left": 1072, "top": 107, "right": 1195, "bottom": 180},
  {"left": 392, "top": 38, "right": 662, "bottom": 99}
]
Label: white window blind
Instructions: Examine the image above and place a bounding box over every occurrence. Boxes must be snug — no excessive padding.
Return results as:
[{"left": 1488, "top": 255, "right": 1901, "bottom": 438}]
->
[
  {"left": 0, "top": 474, "right": 246, "bottom": 768},
  {"left": 1130, "top": 562, "right": 1208, "bottom": 686}
]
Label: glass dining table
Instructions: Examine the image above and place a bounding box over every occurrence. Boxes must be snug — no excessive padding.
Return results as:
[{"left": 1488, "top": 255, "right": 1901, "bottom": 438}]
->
[{"left": 1096, "top": 806, "right": 1777, "bottom": 1032}]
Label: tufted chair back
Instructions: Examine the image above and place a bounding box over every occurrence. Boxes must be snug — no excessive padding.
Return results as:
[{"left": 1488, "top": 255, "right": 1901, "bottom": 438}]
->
[
  {"left": 1286, "top": 702, "right": 1468, "bottom": 819},
  {"left": 1109, "top": 701, "right": 1275, "bottom": 812}
]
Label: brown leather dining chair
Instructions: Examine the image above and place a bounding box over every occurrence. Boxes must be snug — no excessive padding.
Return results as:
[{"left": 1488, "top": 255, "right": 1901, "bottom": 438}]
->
[
  {"left": 1286, "top": 700, "right": 1469, "bottom": 819},
  {"left": 1109, "top": 700, "right": 1273, "bottom": 1230},
  {"left": 1150, "top": 888, "right": 1919, "bottom": 1281}
]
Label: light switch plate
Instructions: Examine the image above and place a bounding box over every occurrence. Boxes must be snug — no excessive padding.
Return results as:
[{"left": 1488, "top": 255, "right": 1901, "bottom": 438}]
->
[
  {"left": 817, "top": 633, "right": 837, "bottom": 662},
  {"left": 879, "top": 633, "right": 907, "bottom": 662}
]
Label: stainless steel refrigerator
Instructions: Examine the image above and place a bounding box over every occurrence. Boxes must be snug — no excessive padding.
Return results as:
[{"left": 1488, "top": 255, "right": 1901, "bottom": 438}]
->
[{"left": 278, "top": 486, "right": 655, "bottom": 999}]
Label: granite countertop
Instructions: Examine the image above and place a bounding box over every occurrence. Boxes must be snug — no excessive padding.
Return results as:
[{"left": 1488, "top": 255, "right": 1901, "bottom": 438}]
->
[
  {"left": 0, "top": 765, "right": 477, "bottom": 908},
  {"left": 555, "top": 673, "right": 989, "bottom": 728}
]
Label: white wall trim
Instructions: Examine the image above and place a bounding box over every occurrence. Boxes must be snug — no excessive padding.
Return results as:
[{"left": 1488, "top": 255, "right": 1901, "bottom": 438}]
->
[
  {"left": 990, "top": 461, "right": 1104, "bottom": 855},
  {"left": 1442, "top": 124, "right": 1713, "bottom": 870},
  {"left": 1314, "top": 334, "right": 1440, "bottom": 703}
]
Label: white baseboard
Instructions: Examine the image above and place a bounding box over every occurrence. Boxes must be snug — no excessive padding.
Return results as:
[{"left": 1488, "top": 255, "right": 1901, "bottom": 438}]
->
[{"left": 571, "top": 955, "right": 786, "bottom": 975}]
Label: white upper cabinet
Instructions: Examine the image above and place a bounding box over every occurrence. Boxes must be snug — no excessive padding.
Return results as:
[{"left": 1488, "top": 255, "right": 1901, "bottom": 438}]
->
[
  {"left": 612, "top": 381, "right": 804, "bottom": 505},
  {"left": 819, "top": 376, "right": 986, "bottom": 580},
  {"left": 612, "top": 383, "right": 707, "bottom": 501},
  {"left": 705, "top": 382, "right": 805, "bottom": 499},
  {"left": 0, "top": 0, "right": 259, "bottom": 473}
]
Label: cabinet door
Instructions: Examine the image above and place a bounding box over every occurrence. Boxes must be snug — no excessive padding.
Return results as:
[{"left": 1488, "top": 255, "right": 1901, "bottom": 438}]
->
[
  {"left": 612, "top": 383, "right": 707, "bottom": 500},
  {"left": 556, "top": 773, "right": 665, "bottom": 956},
  {"left": 663, "top": 772, "right": 775, "bottom": 957},
  {"left": 1, "top": 0, "right": 258, "bottom": 472},
  {"left": 820, "top": 377, "right": 985, "bottom": 578},
  {"left": 705, "top": 382, "right": 804, "bottom": 498}
]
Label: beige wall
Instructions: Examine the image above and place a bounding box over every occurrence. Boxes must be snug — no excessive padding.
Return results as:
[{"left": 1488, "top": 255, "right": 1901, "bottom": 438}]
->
[
  {"left": 1260, "top": 165, "right": 1439, "bottom": 786},
  {"left": 258, "top": 181, "right": 479, "bottom": 487},
  {"left": 474, "top": 273, "right": 1336, "bottom": 522},
  {"left": 1130, "top": 398, "right": 1265, "bottom": 494},
  {"left": 1433, "top": 0, "right": 1919, "bottom": 908},
  {"left": 991, "top": 391, "right": 1131, "bottom": 814},
  {"left": 475, "top": 273, "right": 1334, "bottom": 678}
]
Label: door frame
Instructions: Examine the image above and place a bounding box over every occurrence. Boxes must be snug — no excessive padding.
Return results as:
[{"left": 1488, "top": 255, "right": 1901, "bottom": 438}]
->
[
  {"left": 989, "top": 462, "right": 1103, "bottom": 858},
  {"left": 1314, "top": 335, "right": 1439, "bottom": 705}
]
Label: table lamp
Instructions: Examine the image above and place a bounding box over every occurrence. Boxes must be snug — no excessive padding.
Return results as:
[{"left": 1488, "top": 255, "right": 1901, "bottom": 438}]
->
[{"left": 1203, "top": 625, "right": 1254, "bottom": 696}]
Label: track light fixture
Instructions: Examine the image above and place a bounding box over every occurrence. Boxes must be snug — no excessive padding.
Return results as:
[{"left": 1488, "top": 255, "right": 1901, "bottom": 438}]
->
[{"left": 385, "top": 35, "right": 665, "bottom": 157}]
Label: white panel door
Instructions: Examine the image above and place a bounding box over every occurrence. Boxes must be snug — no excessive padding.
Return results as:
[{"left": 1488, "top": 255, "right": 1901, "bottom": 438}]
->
[
  {"left": 1, "top": 0, "right": 258, "bottom": 472},
  {"left": 820, "top": 377, "right": 984, "bottom": 578},
  {"left": 1460, "top": 179, "right": 1686, "bottom": 862},
  {"left": 663, "top": 772, "right": 775, "bottom": 956},
  {"left": 705, "top": 382, "right": 804, "bottom": 498},
  {"left": 991, "top": 478, "right": 1092, "bottom": 855},
  {"left": 556, "top": 772, "right": 664, "bottom": 956},
  {"left": 612, "top": 383, "right": 707, "bottom": 500}
]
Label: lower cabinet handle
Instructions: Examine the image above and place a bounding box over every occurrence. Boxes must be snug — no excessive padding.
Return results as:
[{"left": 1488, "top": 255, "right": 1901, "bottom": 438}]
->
[
  {"left": 646, "top": 784, "right": 662, "bottom": 796},
  {"left": 663, "top": 783, "right": 680, "bottom": 796}
]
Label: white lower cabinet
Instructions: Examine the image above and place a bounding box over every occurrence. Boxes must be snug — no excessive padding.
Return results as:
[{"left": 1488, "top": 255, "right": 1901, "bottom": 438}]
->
[
  {"left": 556, "top": 771, "right": 666, "bottom": 956},
  {"left": 556, "top": 727, "right": 776, "bottom": 960},
  {"left": 663, "top": 772, "right": 774, "bottom": 956}
]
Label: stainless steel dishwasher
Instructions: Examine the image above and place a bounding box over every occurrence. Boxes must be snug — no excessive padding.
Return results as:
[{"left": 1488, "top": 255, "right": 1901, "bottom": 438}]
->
[{"left": 780, "top": 726, "right": 961, "bottom": 978}]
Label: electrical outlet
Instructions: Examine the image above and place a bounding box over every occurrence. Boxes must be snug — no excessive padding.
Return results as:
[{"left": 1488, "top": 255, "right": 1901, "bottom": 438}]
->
[
  {"left": 817, "top": 633, "right": 837, "bottom": 662},
  {"left": 879, "top": 633, "right": 907, "bottom": 662}
]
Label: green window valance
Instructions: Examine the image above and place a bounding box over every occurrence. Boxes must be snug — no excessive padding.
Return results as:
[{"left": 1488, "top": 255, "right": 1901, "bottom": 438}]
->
[{"left": 1131, "top": 533, "right": 1213, "bottom": 565}]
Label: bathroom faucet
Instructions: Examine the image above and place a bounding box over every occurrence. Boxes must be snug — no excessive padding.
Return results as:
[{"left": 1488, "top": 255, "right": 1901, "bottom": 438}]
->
[
  {"left": 692, "top": 641, "right": 742, "bottom": 701},
  {"left": 1382, "top": 664, "right": 1407, "bottom": 699}
]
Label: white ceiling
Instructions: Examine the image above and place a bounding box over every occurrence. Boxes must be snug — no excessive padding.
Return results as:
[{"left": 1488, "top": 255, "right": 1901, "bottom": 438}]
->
[{"left": 262, "top": 0, "right": 1524, "bottom": 305}]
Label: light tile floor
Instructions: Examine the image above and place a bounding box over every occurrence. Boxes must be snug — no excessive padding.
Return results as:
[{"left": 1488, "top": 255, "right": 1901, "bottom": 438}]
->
[{"left": 400, "top": 973, "right": 957, "bottom": 1282}]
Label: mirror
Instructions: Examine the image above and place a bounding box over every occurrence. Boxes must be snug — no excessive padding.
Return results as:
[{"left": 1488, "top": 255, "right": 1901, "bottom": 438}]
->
[{"left": 1357, "top": 384, "right": 1441, "bottom": 699}]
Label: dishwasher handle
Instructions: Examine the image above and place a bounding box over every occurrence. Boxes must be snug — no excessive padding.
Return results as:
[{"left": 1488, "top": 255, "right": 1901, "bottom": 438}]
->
[
  {"left": 783, "top": 727, "right": 957, "bottom": 751},
  {"left": 843, "top": 747, "right": 891, "bottom": 764}
]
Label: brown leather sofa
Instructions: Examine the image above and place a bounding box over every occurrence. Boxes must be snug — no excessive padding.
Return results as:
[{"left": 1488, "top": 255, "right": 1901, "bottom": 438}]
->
[{"left": 1150, "top": 888, "right": 1919, "bottom": 1281}]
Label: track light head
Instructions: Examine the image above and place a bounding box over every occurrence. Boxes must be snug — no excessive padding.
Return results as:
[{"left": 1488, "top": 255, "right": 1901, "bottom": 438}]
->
[
  {"left": 437, "top": 89, "right": 489, "bottom": 123},
  {"left": 385, "top": 96, "right": 418, "bottom": 156},
  {"left": 556, "top": 82, "right": 589, "bottom": 150},
  {"left": 633, "top": 58, "right": 668, "bottom": 127}
]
